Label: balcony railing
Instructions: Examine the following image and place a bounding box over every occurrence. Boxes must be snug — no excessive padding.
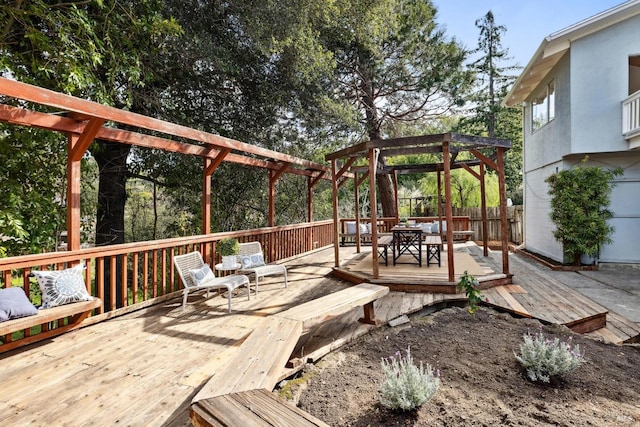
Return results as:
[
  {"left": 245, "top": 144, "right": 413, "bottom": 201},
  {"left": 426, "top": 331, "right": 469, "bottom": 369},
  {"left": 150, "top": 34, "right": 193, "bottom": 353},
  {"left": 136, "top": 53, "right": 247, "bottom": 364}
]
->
[
  {"left": 623, "top": 90, "right": 640, "bottom": 138},
  {"left": 0, "top": 220, "right": 334, "bottom": 350}
]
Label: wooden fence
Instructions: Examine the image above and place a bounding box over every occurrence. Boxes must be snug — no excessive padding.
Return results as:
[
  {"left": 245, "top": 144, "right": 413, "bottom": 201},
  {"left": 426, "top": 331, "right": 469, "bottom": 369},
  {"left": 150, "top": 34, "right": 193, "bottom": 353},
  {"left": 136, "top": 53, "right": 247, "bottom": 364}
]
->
[{"left": 452, "top": 206, "right": 523, "bottom": 244}]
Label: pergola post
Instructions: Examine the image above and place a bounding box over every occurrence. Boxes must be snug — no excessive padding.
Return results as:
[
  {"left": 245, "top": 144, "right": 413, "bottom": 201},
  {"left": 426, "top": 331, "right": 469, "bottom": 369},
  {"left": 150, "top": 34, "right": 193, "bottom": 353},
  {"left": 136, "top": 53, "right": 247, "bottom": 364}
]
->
[
  {"left": 201, "top": 148, "right": 231, "bottom": 260},
  {"left": 497, "top": 148, "right": 510, "bottom": 275},
  {"left": 268, "top": 162, "right": 291, "bottom": 228},
  {"left": 66, "top": 117, "right": 103, "bottom": 252},
  {"left": 354, "top": 172, "right": 361, "bottom": 253},
  {"left": 392, "top": 171, "right": 399, "bottom": 223},
  {"left": 368, "top": 149, "right": 379, "bottom": 279},
  {"left": 480, "top": 163, "right": 489, "bottom": 256},
  {"left": 330, "top": 160, "right": 341, "bottom": 267},
  {"left": 442, "top": 142, "right": 455, "bottom": 282}
]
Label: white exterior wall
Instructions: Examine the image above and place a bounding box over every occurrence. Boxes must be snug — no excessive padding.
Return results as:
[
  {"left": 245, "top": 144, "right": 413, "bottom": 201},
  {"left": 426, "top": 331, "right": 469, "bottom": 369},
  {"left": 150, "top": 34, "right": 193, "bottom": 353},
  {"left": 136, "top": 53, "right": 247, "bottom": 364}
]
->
[
  {"left": 523, "top": 55, "right": 571, "bottom": 262},
  {"left": 522, "top": 15, "right": 640, "bottom": 264},
  {"left": 570, "top": 14, "right": 640, "bottom": 153}
]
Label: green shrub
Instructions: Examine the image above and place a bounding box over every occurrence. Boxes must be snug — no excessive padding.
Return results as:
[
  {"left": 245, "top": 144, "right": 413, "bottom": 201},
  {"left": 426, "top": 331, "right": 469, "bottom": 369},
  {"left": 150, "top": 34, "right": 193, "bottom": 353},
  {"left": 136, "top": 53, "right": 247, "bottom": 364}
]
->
[
  {"left": 379, "top": 346, "right": 440, "bottom": 411},
  {"left": 514, "top": 330, "right": 584, "bottom": 383},
  {"left": 216, "top": 237, "right": 239, "bottom": 256},
  {"left": 545, "top": 158, "right": 623, "bottom": 265}
]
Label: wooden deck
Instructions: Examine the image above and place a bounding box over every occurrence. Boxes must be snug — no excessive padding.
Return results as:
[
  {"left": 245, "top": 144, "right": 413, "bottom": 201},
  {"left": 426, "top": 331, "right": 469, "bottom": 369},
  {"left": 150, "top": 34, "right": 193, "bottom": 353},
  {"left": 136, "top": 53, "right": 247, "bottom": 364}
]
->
[{"left": 0, "top": 244, "right": 638, "bottom": 426}]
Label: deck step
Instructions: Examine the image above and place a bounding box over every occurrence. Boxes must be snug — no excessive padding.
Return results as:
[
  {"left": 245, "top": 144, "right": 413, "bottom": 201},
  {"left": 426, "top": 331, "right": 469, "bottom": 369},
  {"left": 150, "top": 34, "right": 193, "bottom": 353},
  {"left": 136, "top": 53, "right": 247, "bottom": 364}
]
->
[
  {"left": 589, "top": 311, "right": 640, "bottom": 344},
  {"left": 191, "top": 389, "right": 329, "bottom": 427},
  {"left": 192, "top": 316, "right": 303, "bottom": 403}
]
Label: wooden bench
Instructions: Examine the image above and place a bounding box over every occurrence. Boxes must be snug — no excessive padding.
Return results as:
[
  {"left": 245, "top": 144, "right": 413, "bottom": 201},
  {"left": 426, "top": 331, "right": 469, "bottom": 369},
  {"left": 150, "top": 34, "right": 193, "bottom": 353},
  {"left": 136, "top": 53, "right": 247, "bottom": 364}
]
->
[
  {"left": 277, "top": 283, "right": 390, "bottom": 329},
  {"left": 424, "top": 235, "right": 442, "bottom": 267},
  {"left": 191, "top": 283, "right": 390, "bottom": 426},
  {"left": 0, "top": 298, "right": 102, "bottom": 353},
  {"left": 377, "top": 235, "right": 393, "bottom": 266}
]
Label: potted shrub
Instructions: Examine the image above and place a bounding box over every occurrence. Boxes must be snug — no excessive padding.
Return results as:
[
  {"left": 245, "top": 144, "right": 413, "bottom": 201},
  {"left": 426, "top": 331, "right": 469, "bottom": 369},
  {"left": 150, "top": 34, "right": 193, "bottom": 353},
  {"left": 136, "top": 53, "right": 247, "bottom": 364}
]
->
[{"left": 217, "top": 237, "right": 240, "bottom": 268}]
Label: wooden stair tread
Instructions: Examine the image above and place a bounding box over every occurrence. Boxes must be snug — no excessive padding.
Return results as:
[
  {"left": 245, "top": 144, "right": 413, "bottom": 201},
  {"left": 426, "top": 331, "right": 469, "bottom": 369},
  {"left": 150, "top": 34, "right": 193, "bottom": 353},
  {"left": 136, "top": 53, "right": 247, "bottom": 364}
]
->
[
  {"left": 192, "top": 316, "right": 303, "bottom": 403},
  {"left": 191, "top": 389, "right": 329, "bottom": 427}
]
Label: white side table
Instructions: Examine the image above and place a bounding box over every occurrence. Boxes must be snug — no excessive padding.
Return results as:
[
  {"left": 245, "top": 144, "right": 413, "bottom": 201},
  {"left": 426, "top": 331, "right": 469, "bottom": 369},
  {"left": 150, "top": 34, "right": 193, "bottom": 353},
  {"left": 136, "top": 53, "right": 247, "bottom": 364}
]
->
[
  {"left": 215, "top": 263, "right": 241, "bottom": 277},
  {"left": 214, "top": 263, "right": 243, "bottom": 298}
]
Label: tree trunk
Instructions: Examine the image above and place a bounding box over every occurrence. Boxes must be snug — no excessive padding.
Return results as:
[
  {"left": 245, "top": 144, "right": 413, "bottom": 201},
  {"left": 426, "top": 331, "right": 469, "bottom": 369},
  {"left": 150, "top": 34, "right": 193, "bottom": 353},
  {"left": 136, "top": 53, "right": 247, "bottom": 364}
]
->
[
  {"left": 360, "top": 65, "right": 397, "bottom": 219},
  {"left": 93, "top": 140, "right": 131, "bottom": 310}
]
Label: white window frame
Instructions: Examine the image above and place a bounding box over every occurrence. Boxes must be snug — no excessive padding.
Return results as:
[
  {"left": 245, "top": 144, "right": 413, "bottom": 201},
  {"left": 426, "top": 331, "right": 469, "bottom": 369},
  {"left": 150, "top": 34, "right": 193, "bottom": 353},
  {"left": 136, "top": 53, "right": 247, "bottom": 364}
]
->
[{"left": 531, "top": 80, "right": 555, "bottom": 132}]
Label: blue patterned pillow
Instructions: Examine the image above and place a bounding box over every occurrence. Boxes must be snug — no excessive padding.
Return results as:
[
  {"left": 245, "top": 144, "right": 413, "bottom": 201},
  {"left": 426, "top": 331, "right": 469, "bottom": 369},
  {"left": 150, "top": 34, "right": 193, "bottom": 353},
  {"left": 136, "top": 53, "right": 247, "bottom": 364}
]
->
[
  {"left": 239, "top": 253, "right": 265, "bottom": 269},
  {"left": 188, "top": 264, "right": 215, "bottom": 286},
  {"left": 32, "top": 264, "right": 93, "bottom": 309},
  {"left": 0, "top": 287, "right": 38, "bottom": 322}
]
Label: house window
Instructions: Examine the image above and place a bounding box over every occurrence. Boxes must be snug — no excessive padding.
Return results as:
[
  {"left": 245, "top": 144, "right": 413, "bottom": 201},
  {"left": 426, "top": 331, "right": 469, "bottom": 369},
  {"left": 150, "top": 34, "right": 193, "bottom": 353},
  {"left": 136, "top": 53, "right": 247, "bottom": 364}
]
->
[{"left": 531, "top": 80, "right": 555, "bottom": 131}]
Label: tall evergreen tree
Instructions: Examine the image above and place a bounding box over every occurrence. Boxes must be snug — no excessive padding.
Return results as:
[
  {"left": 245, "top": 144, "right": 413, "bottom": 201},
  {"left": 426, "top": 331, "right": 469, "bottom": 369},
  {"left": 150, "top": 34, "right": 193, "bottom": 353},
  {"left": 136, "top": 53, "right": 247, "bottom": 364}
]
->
[
  {"left": 456, "top": 10, "right": 523, "bottom": 203},
  {"left": 319, "top": 0, "right": 473, "bottom": 217}
]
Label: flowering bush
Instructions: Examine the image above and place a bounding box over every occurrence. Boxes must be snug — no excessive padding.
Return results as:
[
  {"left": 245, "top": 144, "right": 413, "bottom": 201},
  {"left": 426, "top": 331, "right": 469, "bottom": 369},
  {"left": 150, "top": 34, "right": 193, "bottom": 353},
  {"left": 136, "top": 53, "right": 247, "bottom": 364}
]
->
[
  {"left": 379, "top": 346, "right": 440, "bottom": 411},
  {"left": 514, "top": 330, "right": 585, "bottom": 383}
]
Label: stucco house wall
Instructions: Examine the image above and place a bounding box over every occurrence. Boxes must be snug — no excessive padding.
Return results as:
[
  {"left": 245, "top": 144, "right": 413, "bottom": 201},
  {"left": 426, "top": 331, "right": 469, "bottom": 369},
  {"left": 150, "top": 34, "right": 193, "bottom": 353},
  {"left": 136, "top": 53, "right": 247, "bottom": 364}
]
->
[
  {"left": 523, "top": 55, "right": 571, "bottom": 261},
  {"left": 507, "top": 1, "right": 640, "bottom": 265},
  {"left": 570, "top": 14, "right": 640, "bottom": 154}
]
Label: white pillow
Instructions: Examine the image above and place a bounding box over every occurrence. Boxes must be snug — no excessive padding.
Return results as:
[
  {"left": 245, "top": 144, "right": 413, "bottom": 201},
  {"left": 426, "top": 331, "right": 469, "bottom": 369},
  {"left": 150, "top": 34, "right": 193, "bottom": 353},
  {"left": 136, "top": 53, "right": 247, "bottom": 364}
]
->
[
  {"left": 32, "top": 264, "right": 93, "bottom": 309},
  {"left": 366, "top": 223, "right": 373, "bottom": 234},
  {"left": 239, "top": 253, "right": 266, "bottom": 269},
  {"left": 431, "top": 221, "right": 447, "bottom": 233},
  {"left": 359, "top": 223, "right": 368, "bottom": 234},
  {"left": 345, "top": 221, "right": 357, "bottom": 234},
  {"left": 421, "top": 222, "right": 433, "bottom": 233},
  {"left": 188, "top": 264, "right": 215, "bottom": 287}
]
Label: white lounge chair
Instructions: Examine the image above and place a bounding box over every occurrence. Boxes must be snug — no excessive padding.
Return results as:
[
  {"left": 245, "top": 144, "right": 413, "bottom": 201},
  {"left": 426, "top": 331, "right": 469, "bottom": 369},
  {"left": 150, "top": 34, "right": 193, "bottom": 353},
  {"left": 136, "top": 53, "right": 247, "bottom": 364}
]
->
[
  {"left": 173, "top": 251, "right": 250, "bottom": 313},
  {"left": 237, "top": 242, "right": 288, "bottom": 294}
]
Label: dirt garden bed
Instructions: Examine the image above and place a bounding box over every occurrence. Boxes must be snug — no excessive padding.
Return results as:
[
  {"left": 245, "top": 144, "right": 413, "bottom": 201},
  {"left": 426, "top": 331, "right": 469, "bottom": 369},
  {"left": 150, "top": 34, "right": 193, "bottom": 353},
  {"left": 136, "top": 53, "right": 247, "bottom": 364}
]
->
[{"left": 288, "top": 306, "right": 640, "bottom": 426}]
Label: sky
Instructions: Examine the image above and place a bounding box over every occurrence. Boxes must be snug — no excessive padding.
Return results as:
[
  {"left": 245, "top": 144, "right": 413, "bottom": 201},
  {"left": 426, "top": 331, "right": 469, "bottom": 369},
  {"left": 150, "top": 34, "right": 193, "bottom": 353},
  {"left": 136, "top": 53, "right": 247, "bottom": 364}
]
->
[{"left": 431, "top": 0, "right": 626, "bottom": 67}]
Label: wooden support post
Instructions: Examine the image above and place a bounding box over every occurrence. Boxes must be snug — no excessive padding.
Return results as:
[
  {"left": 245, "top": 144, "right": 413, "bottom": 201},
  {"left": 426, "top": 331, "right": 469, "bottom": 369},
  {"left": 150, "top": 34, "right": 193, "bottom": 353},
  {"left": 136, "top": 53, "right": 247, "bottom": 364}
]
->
[
  {"left": 393, "top": 171, "right": 399, "bottom": 223},
  {"left": 442, "top": 142, "right": 455, "bottom": 282},
  {"left": 331, "top": 160, "right": 340, "bottom": 268},
  {"left": 66, "top": 118, "right": 103, "bottom": 252},
  {"left": 359, "top": 301, "right": 380, "bottom": 325},
  {"left": 66, "top": 134, "right": 82, "bottom": 252},
  {"left": 368, "top": 149, "right": 379, "bottom": 279},
  {"left": 497, "top": 147, "right": 510, "bottom": 275},
  {"left": 480, "top": 163, "right": 489, "bottom": 256},
  {"left": 354, "top": 172, "right": 361, "bottom": 253}
]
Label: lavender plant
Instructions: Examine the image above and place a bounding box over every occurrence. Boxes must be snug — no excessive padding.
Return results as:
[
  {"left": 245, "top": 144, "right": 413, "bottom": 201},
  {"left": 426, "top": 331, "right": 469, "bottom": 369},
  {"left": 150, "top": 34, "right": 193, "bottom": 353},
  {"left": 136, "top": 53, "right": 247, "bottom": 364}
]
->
[
  {"left": 379, "top": 346, "right": 440, "bottom": 411},
  {"left": 514, "top": 330, "right": 585, "bottom": 383}
]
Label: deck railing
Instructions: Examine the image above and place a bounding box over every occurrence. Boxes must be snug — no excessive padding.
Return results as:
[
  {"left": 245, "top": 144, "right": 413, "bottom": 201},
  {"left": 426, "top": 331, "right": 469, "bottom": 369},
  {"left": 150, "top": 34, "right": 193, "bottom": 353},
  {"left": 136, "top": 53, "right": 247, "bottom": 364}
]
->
[
  {"left": 0, "top": 220, "right": 333, "bottom": 349},
  {"left": 623, "top": 90, "right": 640, "bottom": 137}
]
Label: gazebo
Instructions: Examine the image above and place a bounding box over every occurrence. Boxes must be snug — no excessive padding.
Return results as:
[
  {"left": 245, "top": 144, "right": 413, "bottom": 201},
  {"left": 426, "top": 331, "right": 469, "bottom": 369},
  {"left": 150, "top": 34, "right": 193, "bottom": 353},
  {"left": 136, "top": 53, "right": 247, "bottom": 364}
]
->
[{"left": 326, "top": 133, "right": 513, "bottom": 285}]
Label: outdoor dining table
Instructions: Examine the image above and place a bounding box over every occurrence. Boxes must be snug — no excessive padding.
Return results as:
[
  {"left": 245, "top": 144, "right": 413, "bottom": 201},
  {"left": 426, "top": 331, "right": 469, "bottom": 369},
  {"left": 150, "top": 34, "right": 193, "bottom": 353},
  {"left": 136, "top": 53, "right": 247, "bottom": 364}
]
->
[{"left": 391, "top": 225, "right": 423, "bottom": 267}]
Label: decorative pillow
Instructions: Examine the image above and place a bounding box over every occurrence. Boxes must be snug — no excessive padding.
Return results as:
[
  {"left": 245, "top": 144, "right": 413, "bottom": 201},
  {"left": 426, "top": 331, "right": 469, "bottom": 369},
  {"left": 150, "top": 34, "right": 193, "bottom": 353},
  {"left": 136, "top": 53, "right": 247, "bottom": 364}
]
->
[
  {"left": 359, "top": 223, "right": 368, "bottom": 234},
  {"left": 421, "top": 222, "right": 433, "bottom": 233},
  {"left": 188, "top": 264, "right": 215, "bottom": 287},
  {"left": 31, "top": 264, "right": 93, "bottom": 309},
  {"left": 239, "top": 253, "right": 266, "bottom": 269},
  {"left": 0, "top": 287, "right": 38, "bottom": 322},
  {"left": 431, "top": 221, "right": 447, "bottom": 233},
  {"left": 345, "top": 221, "right": 357, "bottom": 234},
  {"left": 366, "top": 223, "right": 373, "bottom": 234}
]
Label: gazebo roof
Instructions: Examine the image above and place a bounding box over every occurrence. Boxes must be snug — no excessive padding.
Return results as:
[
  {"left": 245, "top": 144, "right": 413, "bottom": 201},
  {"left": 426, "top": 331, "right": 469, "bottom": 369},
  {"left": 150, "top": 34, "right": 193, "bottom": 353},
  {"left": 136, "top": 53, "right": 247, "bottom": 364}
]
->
[{"left": 325, "top": 132, "right": 511, "bottom": 174}]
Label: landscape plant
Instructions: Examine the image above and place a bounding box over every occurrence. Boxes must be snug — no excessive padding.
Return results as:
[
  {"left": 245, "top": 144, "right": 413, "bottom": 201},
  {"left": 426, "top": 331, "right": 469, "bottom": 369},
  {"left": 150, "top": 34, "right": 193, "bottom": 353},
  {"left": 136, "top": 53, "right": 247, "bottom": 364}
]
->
[
  {"left": 514, "top": 329, "right": 585, "bottom": 383},
  {"left": 216, "top": 238, "right": 240, "bottom": 256},
  {"left": 379, "top": 346, "right": 440, "bottom": 411},
  {"left": 457, "top": 270, "right": 483, "bottom": 315},
  {"left": 545, "top": 158, "right": 623, "bottom": 265}
]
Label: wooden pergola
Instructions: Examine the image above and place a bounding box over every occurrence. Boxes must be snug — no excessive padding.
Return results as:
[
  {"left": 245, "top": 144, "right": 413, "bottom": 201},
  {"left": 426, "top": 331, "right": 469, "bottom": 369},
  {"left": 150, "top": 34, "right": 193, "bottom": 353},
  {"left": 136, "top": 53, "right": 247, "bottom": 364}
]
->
[
  {"left": 0, "top": 77, "right": 337, "bottom": 254},
  {"left": 326, "top": 133, "right": 512, "bottom": 282}
]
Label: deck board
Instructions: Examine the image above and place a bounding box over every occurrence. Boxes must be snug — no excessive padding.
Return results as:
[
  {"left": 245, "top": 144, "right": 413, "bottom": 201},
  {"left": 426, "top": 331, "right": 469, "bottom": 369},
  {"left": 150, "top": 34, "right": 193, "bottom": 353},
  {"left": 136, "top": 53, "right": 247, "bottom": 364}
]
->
[{"left": 0, "top": 245, "right": 637, "bottom": 425}]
